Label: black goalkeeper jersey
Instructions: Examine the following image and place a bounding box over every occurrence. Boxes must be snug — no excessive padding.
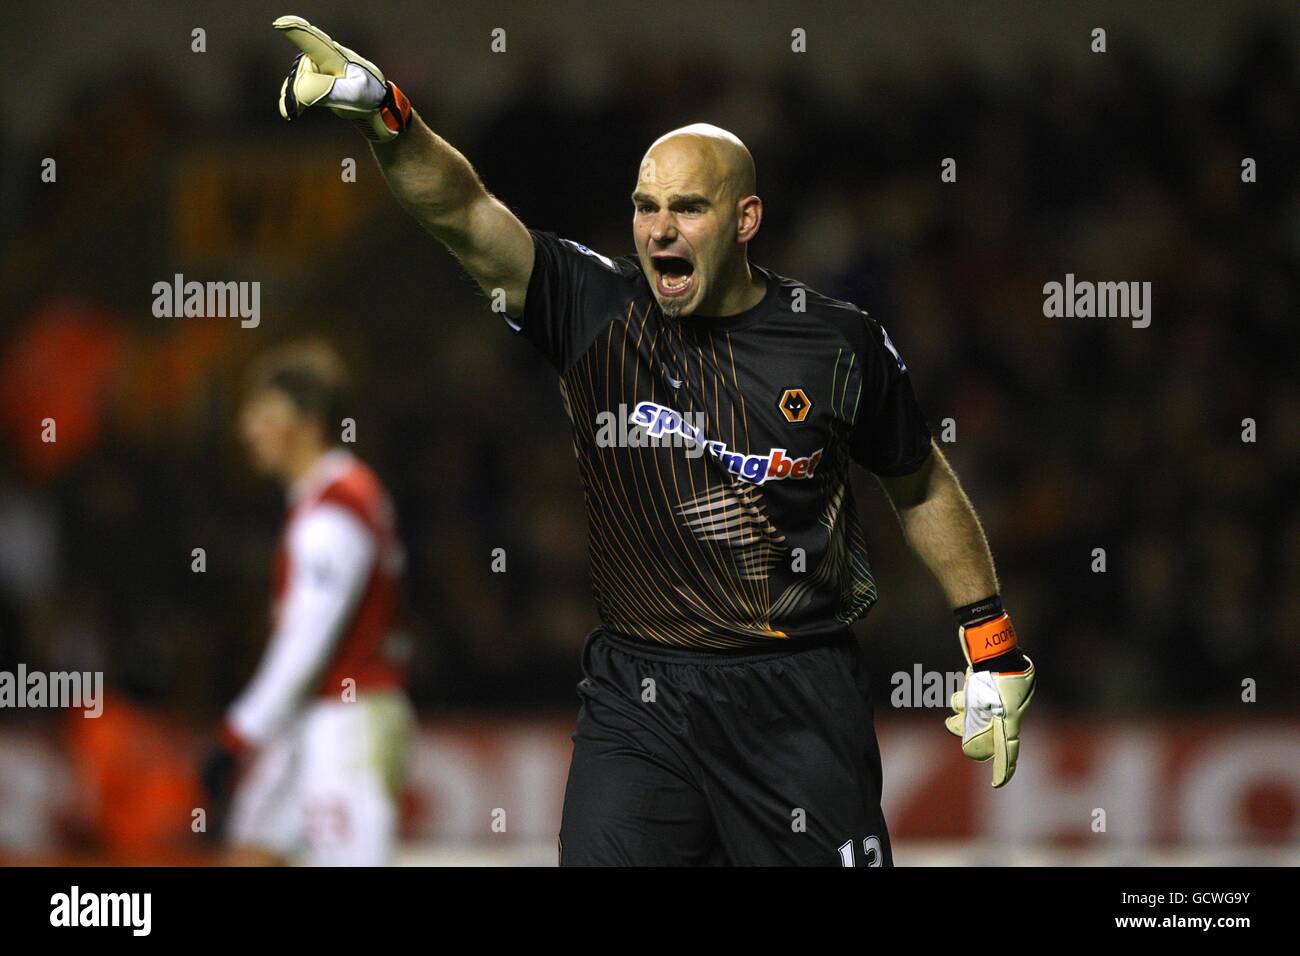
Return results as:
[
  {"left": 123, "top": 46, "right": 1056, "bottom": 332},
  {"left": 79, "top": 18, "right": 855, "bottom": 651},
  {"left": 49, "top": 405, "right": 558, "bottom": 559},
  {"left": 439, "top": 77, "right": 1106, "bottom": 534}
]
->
[{"left": 506, "top": 230, "right": 933, "bottom": 650}]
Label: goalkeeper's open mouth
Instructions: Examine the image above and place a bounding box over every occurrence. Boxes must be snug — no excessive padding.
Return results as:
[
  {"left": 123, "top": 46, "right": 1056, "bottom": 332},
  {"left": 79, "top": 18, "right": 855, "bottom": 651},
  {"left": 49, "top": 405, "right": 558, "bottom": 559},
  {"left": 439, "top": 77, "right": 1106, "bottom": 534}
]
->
[{"left": 650, "top": 255, "right": 695, "bottom": 299}]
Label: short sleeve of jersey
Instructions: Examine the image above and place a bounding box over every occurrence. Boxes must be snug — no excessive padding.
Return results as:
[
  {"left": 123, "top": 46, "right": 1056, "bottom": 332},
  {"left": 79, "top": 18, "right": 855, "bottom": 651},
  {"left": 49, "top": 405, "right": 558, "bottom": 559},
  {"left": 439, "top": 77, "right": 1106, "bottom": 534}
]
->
[
  {"left": 508, "top": 230, "right": 629, "bottom": 372},
  {"left": 849, "top": 313, "right": 933, "bottom": 476}
]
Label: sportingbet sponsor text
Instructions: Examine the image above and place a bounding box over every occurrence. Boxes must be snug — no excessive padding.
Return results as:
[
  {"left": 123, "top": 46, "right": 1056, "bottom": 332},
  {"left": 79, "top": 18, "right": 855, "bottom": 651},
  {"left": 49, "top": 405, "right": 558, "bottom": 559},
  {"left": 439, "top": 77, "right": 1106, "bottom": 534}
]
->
[{"left": 595, "top": 401, "right": 823, "bottom": 485}]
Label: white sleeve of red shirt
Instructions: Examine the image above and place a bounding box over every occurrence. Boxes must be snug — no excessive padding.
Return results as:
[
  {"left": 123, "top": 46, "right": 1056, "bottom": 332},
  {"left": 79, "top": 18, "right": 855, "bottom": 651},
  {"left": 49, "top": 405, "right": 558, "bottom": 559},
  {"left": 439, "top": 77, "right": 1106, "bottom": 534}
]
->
[{"left": 226, "top": 502, "right": 377, "bottom": 747}]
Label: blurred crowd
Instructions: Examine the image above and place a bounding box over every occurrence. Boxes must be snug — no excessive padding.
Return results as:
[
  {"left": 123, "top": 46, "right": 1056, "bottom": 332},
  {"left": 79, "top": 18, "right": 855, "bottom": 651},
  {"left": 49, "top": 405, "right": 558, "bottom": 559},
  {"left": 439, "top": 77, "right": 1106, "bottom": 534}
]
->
[{"left": 0, "top": 21, "right": 1296, "bottom": 732}]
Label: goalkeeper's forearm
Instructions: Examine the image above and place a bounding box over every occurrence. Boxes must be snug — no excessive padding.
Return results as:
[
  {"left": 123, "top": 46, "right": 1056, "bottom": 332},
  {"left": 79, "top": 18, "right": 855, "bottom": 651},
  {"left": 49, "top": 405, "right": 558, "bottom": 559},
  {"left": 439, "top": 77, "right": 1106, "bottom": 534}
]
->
[
  {"left": 880, "top": 444, "right": 999, "bottom": 608},
  {"left": 274, "top": 14, "right": 533, "bottom": 306},
  {"left": 371, "top": 113, "right": 490, "bottom": 241}
]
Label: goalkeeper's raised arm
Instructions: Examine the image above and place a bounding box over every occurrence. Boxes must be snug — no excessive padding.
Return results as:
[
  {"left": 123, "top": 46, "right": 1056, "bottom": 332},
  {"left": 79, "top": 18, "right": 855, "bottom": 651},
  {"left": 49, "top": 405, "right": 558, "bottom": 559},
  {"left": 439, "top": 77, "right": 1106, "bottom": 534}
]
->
[{"left": 273, "top": 15, "right": 534, "bottom": 314}]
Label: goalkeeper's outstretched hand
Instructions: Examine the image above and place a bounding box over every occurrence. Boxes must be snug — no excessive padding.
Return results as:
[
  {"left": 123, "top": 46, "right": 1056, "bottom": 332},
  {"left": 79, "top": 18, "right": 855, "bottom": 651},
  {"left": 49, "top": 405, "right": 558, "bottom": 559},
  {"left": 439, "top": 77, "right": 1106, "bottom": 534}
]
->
[{"left": 273, "top": 15, "right": 412, "bottom": 142}]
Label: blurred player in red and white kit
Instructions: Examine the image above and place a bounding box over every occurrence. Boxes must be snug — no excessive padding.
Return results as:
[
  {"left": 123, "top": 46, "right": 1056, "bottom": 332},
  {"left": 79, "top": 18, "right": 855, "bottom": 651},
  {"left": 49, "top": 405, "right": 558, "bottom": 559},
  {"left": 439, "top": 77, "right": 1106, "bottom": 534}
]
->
[{"left": 200, "top": 341, "right": 414, "bottom": 866}]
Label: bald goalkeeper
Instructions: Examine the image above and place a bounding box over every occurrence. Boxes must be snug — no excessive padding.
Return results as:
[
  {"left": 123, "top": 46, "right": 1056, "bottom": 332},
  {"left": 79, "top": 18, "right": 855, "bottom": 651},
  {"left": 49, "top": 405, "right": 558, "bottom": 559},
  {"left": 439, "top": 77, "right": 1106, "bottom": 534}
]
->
[{"left": 273, "top": 16, "right": 1037, "bottom": 866}]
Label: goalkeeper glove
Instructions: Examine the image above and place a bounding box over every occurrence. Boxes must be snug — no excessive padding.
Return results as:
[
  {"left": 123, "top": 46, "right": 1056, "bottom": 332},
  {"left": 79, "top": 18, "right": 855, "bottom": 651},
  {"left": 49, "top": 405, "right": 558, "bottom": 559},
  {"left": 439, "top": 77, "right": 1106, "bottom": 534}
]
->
[
  {"left": 945, "top": 597, "right": 1036, "bottom": 788},
  {"left": 273, "top": 15, "right": 412, "bottom": 142}
]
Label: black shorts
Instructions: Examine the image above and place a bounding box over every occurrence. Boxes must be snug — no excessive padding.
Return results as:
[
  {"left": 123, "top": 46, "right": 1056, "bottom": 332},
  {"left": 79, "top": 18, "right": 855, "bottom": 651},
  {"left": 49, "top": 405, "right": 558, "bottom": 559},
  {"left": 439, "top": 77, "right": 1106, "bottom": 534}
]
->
[{"left": 558, "top": 627, "right": 892, "bottom": 866}]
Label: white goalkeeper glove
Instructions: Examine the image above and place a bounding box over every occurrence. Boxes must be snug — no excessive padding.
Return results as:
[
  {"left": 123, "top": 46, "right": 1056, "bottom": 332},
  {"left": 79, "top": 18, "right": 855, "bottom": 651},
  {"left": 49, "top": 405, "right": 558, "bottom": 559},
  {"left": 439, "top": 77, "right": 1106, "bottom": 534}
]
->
[
  {"left": 273, "top": 15, "right": 412, "bottom": 142},
  {"left": 945, "top": 601, "right": 1036, "bottom": 788}
]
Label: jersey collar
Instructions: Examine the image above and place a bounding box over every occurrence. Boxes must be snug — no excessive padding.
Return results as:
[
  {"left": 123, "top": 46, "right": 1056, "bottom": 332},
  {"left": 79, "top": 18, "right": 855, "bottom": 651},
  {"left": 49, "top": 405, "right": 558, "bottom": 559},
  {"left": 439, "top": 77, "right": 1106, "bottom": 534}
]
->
[{"left": 676, "top": 266, "right": 775, "bottom": 333}]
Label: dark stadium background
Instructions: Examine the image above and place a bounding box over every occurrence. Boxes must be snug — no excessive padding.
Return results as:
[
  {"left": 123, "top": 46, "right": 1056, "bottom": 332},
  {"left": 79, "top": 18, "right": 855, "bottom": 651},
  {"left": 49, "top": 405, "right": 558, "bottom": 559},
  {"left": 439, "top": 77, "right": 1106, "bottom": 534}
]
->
[{"left": 0, "top": 1, "right": 1296, "bottom": 863}]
